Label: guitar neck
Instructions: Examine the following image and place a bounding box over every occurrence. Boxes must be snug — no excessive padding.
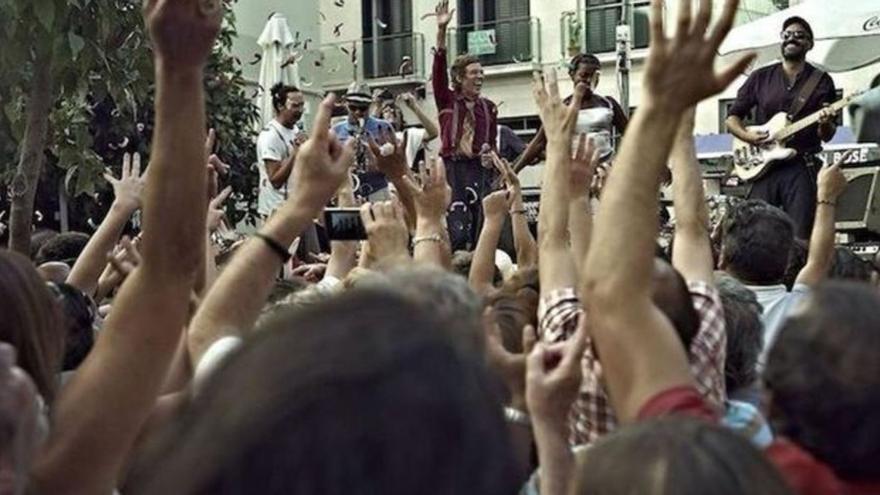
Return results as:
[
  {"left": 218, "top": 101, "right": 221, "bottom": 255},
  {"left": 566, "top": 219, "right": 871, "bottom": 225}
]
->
[{"left": 774, "top": 96, "right": 853, "bottom": 142}]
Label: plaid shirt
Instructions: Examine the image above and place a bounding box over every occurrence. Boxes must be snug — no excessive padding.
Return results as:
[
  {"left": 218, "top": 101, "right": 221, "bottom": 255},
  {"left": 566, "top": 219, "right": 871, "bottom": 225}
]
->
[{"left": 537, "top": 281, "right": 726, "bottom": 446}]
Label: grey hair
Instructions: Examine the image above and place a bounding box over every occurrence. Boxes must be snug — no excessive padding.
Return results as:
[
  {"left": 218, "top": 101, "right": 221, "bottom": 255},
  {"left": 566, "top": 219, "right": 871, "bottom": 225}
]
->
[
  {"left": 714, "top": 272, "right": 764, "bottom": 393},
  {"left": 359, "top": 265, "right": 484, "bottom": 354}
]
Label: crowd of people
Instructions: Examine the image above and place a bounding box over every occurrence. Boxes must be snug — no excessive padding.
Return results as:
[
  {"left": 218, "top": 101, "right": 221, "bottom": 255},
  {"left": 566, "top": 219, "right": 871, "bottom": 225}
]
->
[{"left": 2, "top": 0, "right": 880, "bottom": 494}]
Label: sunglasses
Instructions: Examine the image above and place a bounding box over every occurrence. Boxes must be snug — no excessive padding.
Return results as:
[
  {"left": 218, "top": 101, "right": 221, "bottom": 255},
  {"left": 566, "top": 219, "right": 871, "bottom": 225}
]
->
[{"left": 781, "top": 30, "right": 810, "bottom": 41}]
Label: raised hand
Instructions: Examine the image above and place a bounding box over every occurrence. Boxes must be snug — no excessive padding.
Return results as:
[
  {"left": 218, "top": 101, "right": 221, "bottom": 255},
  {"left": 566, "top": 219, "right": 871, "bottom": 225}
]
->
[
  {"left": 360, "top": 201, "right": 411, "bottom": 263},
  {"left": 482, "top": 189, "right": 513, "bottom": 221},
  {"left": 401, "top": 157, "right": 452, "bottom": 220},
  {"left": 144, "top": 0, "right": 223, "bottom": 69},
  {"left": 368, "top": 129, "right": 409, "bottom": 180},
  {"left": 104, "top": 152, "right": 147, "bottom": 213},
  {"left": 434, "top": 0, "right": 455, "bottom": 28},
  {"left": 817, "top": 161, "right": 848, "bottom": 203},
  {"left": 396, "top": 92, "right": 417, "bottom": 109},
  {"left": 570, "top": 134, "right": 599, "bottom": 196},
  {"left": 642, "top": 0, "right": 755, "bottom": 113},
  {"left": 206, "top": 185, "right": 232, "bottom": 232},
  {"left": 533, "top": 69, "right": 585, "bottom": 146},
  {"left": 97, "top": 236, "right": 143, "bottom": 299},
  {"left": 525, "top": 315, "right": 588, "bottom": 429},
  {"left": 290, "top": 94, "right": 357, "bottom": 211}
]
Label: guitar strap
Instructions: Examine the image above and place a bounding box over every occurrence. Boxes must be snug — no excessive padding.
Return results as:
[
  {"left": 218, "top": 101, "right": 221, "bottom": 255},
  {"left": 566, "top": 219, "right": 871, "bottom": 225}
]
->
[{"left": 788, "top": 67, "right": 825, "bottom": 120}]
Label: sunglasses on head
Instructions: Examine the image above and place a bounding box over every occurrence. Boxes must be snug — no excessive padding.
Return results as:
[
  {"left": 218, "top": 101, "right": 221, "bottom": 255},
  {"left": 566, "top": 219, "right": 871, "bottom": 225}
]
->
[{"left": 781, "top": 30, "right": 810, "bottom": 41}]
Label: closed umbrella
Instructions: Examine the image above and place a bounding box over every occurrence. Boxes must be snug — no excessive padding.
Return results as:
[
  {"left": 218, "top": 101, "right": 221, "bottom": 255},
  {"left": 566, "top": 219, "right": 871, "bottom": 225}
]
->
[
  {"left": 719, "top": 0, "right": 880, "bottom": 73},
  {"left": 257, "top": 13, "right": 300, "bottom": 129}
]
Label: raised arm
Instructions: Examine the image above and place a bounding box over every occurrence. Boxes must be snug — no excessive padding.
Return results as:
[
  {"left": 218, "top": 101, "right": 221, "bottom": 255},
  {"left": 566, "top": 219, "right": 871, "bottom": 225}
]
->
[
  {"left": 512, "top": 127, "right": 547, "bottom": 174},
  {"left": 431, "top": 1, "right": 454, "bottom": 109},
  {"left": 795, "top": 162, "right": 847, "bottom": 287},
  {"left": 536, "top": 73, "right": 584, "bottom": 296},
  {"left": 670, "top": 108, "right": 714, "bottom": 285},
  {"left": 66, "top": 153, "right": 146, "bottom": 297},
  {"left": 187, "top": 94, "right": 355, "bottom": 368},
  {"left": 494, "top": 154, "right": 538, "bottom": 268},
  {"left": 403, "top": 158, "right": 452, "bottom": 269},
  {"left": 579, "top": 0, "right": 753, "bottom": 422},
  {"left": 30, "top": 2, "right": 223, "bottom": 492},
  {"left": 400, "top": 93, "right": 439, "bottom": 141},
  {"left": 568, "top": 134, "right": 599, "bottom": 274},
  {"left": 434, "top": 0, "right": 454, "bottom": 51},
  {"left": 325, "top": 175, "right": 359, "bottom": 281},
  {"left": 469, "top": 189, "right": 510, "bottom": 294}
]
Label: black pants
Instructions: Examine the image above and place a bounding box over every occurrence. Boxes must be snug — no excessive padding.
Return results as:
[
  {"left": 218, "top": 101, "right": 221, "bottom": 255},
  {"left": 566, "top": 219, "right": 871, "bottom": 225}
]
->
[
  {"left": 747, "top": 156, "right": 818, "bottom": 239},
  {"left": 445, "top": 157, "right": 498, "bottom": 251}
]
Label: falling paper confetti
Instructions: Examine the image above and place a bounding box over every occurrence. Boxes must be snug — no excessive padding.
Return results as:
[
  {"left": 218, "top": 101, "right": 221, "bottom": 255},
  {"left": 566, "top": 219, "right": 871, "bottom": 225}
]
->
[
  {"left": 334, "top": 0, "right": 344, "bottom": 6},
  {"left": 375, "top": 17, "right": 388, "bottom": 29},
  {"left": 333, "top": 23, "right": 344, "bottom": 37},
  {"left": 300, "top": 77, "right": 314, "bottom": 87},
  {"left": 248, "top": 53, "right": 262, "bottom": 65},
  {"left": 420, "top": 12, "right": 437, "bottom": 20},
  {"left": 303, "top": 38, "right": 312, "bottom": 51},
  {"left": 340, "top": 46, "right": 350, "bottom": 55},
  {"left": 319, "top": 11, "right": 327, "bottom": 21}
]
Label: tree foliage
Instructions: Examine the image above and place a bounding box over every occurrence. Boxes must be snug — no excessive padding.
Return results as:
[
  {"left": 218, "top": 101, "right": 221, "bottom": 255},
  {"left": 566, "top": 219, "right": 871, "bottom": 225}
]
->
[{"left": 0, "top": 0, "right": 259, "bottom": 237}]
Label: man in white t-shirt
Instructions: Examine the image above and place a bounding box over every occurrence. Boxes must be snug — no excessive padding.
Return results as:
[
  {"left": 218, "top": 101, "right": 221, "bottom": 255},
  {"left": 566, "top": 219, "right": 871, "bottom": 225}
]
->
[
  {"left": 256, "top": 83, "right": 305, "bottom": 218},
  {"left": 719, "top": 163, "right": 847, "bottom": 367}
]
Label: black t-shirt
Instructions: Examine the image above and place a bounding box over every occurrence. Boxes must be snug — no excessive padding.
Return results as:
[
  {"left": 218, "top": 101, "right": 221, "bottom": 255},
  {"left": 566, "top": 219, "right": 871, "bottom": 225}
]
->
[{"left": 728, "top": 63, "right": 837, "bottom": 155}]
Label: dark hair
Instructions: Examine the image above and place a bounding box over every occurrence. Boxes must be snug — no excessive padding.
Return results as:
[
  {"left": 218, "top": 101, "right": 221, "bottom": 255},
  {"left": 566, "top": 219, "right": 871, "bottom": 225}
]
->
[
  {"left": 721, "top": 200, "right": 794, "bottom": 284},
  {"left": 573, "top": 417, "right": 794, "bottom": 495},
  {"left": 782, "top": 238, "right": 808, "bottom": 290},
  {"left": 828, "top": 246, "right": 873, "bottom": 282},
  {"left": 270, "top": 82, "right": 301, "bottom": 113},
  {"left": 30, "top": 229, "right": 59, "bottom": 260},
  {"left": 569, "top": 53, "right": 600, "bottom": 75},
  {"left": 652, "top": 259, "right": 700, "bottom": 350},
  {"left": 765, "top": 282, "right": 880, "bottom": 482},
  {"left": 34, "top": 231, "right": 90, "bottom": 266},
  {"left": 132, "top": 289, "right": 517, "bottom": 494},
  {"left": 0, "top": 250, "right": 65, "bottom": 403},
  {"left": 450, "top": 54, "right": 481, "bottom": 91},
  {"left": 783, "top": 16, "right": 814, "bottom": 39},
  {"left": 715, "top": 273, "right": 763, "bottom": 393},
  {"left": 48, "top": 282, "right": 96, "bottom": 371}
]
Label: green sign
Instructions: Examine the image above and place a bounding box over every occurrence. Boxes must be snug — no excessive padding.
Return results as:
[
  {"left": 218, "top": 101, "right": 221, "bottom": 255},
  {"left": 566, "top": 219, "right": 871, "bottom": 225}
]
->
[{"left": 467, "top": 29, "right": 496, "bottom": 56}]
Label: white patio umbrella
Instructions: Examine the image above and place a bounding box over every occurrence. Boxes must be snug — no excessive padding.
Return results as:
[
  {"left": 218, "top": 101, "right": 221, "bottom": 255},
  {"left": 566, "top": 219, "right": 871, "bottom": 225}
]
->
[
  {"left": 257, "top": 13, "right": 300, "bottom": 129},
  {"left": 719, "top": 0, "right": 880, "bottom": 73}
]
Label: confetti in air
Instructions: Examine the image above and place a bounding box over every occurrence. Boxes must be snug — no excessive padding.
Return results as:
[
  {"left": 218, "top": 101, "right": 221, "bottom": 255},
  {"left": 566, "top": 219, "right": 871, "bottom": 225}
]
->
[
  {"left": 248, "top": 53, "right": 262, "bottom": 65},
  {"left": 333, "top": 23, "right": 344, "bottom": 37},
  {"left": 375, "top": 17, "right": 388, "bottom": 29},
  {"left": 334, "top": 0, "right": 344, "bottom": 6}
]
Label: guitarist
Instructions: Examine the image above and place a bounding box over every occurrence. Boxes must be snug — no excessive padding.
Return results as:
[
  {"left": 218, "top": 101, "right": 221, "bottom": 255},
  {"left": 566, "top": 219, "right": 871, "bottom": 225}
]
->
[{"left": 725, "top": 16, "right": 837, "bottom": 239}]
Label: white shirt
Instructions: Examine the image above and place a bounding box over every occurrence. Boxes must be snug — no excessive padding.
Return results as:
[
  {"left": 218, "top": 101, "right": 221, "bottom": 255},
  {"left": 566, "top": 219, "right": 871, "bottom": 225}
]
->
[
  {"left": 396, "top": 127, "right": 428, "bottom": 170},
  {"left": 747, "top": 283, "right": 810, "bottom": 369},
  {"left": 257, "top": 119, "right": 299, "bottom": 216}
]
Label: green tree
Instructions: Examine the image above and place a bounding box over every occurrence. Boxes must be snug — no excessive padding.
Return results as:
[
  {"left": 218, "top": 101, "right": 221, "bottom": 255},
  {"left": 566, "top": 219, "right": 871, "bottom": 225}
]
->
[{"left": 0, "top": 0, "right": 258, "bottom": 255}]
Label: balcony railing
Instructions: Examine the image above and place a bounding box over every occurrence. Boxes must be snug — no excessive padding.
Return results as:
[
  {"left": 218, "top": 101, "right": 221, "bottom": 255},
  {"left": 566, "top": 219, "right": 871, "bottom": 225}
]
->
[
  {"left": 319, "top": 32, "right": 426, "bottom": 89},
  {"left": 447, "top": 16, "right": 541, "bottom": 67},
  {"left": 560, "top": 4, "right": 651, "bottom": 58}
]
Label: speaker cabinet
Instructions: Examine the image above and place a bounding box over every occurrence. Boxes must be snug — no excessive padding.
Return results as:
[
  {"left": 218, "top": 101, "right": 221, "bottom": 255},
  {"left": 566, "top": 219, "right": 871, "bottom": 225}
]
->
[{"left": 837, "top": 166, "right": 880, "bottom": 233}]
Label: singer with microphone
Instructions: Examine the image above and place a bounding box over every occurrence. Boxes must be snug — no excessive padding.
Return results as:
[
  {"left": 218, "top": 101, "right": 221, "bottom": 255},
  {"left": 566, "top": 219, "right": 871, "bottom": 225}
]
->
[{"left": 333, "top": 82, "right": 395, "bottom": 201}]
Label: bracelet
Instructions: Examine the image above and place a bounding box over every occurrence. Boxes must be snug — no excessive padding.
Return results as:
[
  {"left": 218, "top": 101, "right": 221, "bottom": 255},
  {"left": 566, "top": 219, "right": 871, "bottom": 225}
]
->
[
  {"left": 412, "top": 234, "right": 445, "bottom": 247},
  {"left": 510, "top": 209, "right": 527, "bottom": 215},
  {"left": 254, "top": 233, "right": 292, "bottom": 263},
  {"left": 817, "top": 199, "right": 837, "bottom": 207},
  {"left": 504, "top": 407, "right": 531, "bottom": 427}
]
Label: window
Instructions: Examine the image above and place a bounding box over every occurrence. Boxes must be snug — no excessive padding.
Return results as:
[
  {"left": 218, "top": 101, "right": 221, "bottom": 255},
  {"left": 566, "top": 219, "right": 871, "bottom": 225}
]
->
[
  {"left": 455, "top": 0, "right": 532, "bottom": 66},
  {"left": 362, "top": 0, "right": 413, "bottom": 79},
  {"left": 584, "top": 0, "right": 650, "bottom": 54}
]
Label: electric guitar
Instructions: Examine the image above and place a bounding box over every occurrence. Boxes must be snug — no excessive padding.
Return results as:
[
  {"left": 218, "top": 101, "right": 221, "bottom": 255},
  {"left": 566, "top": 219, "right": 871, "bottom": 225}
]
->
[{"left": 731, "top": 91, "right": 864, "bottom": 182}]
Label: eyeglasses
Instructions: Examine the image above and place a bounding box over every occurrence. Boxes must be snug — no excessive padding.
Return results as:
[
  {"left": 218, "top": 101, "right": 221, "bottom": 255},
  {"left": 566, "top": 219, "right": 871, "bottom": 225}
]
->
[{"left": 781, "top": 30, "right": 810, "bottom": 41}]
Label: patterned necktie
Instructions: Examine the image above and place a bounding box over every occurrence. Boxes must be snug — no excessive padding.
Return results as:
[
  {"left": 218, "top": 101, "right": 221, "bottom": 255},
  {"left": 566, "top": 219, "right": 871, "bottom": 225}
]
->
[{"left": 458, "top": 101, "right": 476, "bottom": 157}]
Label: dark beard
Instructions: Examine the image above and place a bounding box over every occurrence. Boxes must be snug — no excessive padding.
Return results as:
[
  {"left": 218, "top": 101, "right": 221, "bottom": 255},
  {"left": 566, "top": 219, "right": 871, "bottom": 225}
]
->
[{"left": 781, "top": 43, "right": 806, "bottom": 61}]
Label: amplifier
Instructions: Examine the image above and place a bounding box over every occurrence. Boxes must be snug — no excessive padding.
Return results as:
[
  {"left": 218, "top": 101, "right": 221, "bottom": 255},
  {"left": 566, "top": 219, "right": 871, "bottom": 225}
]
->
[{"left": 837, "top": 163, "right": 880, "bottom": 234}]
